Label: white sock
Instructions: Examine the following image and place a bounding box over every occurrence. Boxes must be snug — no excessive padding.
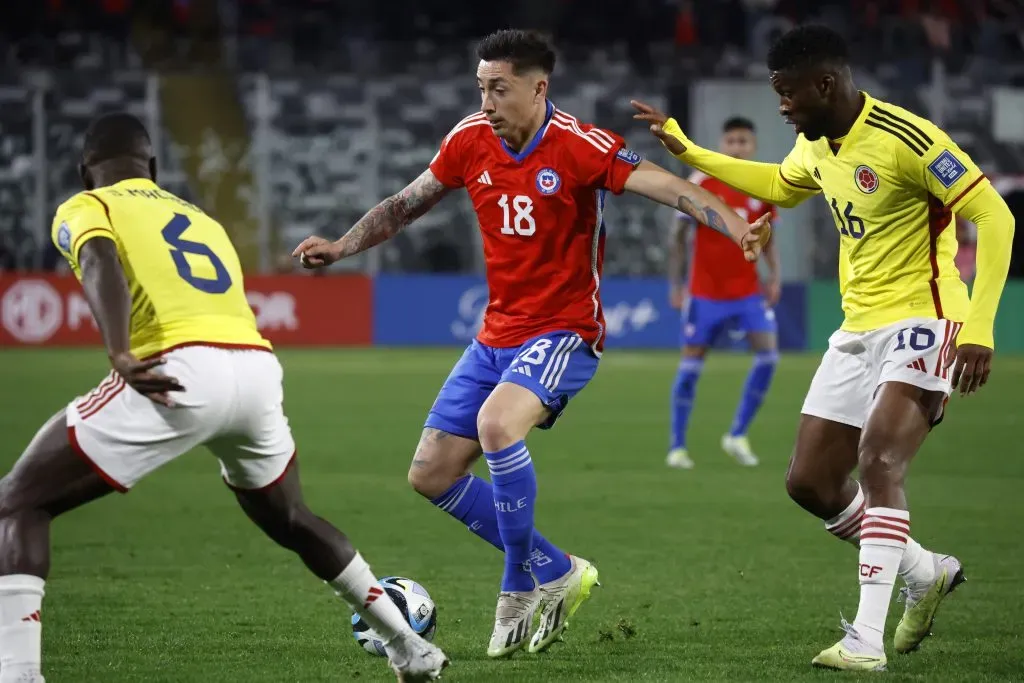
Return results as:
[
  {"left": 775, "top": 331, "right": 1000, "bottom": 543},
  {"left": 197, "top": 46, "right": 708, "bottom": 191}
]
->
[
  {"left": 826, "top": 486, "right": 935, "bottom": 590},
  {"left": 0, "top": 575, "right": 45, "bottom": 683},
  {"left": 853, "top": 507, "right": 909, "bottom": 651},
  {"left": 897, "top": 537, "right": 936, "bottom": 592},
  {"left": 825, "top": 485, "right": 864, "bottom": 546},
  {"left": 327, "top": 553, "right": 412, "bottom": 646}
]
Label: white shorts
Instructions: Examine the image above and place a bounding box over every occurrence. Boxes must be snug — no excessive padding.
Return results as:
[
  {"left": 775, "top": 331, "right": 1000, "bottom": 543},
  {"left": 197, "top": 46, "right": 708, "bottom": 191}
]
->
[
  {"left": 67, "top": 345, "right": 296, "bottom": 492},
  {"left": 801, "top": 318, "right": 962, "bottom": 429}
]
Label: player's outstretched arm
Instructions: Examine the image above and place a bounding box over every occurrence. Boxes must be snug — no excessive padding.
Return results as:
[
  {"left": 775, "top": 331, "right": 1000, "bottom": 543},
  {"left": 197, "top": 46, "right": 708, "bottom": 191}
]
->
[
  {"left": 631, "top": 100, "right": 813, "bottom": 209},
  {"left": 624, "top": 160, "right": 772, "bottom": 261},
  {"left": 293, "top": 169, "right": 451, "bottom": 268},
  {"left": 945, "top": 184, "right": 1016, "bottom": 395},
  {"left": 78, "top": 238, "right": 184, "bottom": 406}
]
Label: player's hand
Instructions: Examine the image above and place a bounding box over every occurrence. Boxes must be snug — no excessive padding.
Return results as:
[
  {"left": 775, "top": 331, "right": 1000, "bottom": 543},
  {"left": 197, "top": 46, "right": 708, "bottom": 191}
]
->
[
  {"left": 631, "top": 100, "right": 686, "bottom": 156},
  {"left": 111, "top": 352, "right": 184, "bottom": 408},
  {"left": 740, "top": 213, "right": 773, "bottom": 262},
  {"left": 763, "top": 277, "right": 782, "bottom": 307},
  {"left": 945, "top": 342, "right": 993, "bottom": 396},
  {"left": 670, "top": 285, "right": 687, "bottom": 310},
  {"left": 292, "top": 236, "right": 343, "bottom": 269}
]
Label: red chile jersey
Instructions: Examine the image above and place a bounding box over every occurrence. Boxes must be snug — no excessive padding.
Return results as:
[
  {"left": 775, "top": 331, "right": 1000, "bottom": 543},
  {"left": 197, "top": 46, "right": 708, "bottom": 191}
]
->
[
  {"left": 682, "top": 171, "right": 778, "bottom": 300},
  {"left": 429, "top": 101, "right": 641, "bottom": 352}
]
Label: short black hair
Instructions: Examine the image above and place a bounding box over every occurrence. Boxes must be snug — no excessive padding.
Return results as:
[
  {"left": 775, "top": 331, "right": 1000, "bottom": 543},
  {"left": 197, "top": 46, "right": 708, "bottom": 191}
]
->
[
  {"left": 723, "top": 116, "right": 755, "bottom": 133},
  {"left": 767, "top": 25, "right": 848, "bottom": 73},
  {"left": 82, "top": 112, "right": 152, "bottom": 165},
  {"left": 476, "top": 29, "right": 556, "bottom": 75}
]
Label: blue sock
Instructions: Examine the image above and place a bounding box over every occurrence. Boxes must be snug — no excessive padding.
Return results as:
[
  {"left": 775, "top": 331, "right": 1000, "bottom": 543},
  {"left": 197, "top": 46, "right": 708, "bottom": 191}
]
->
[
  {"left": 431, "top": 475, "right": 572, "bottom": 584},
  {"left": 670, "top": 357, "right": 703, "bottom": 450},
  {"left": 730, "top": 350, "right": 778, "bottom": 437},
  {"left": 485, "top": 441, "right": 537, "bottom": 592}
]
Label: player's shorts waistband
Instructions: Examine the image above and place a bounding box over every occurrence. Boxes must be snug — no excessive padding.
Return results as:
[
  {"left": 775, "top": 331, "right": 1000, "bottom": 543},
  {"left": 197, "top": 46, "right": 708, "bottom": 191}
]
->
[{"left": 139, "top": 341, "right": 273, "bottom": 361}]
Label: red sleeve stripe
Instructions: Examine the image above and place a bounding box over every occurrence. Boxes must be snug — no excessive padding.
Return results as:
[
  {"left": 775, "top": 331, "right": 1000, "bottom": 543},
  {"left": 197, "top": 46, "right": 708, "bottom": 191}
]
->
[
  {"left": 70, "top": 227, "right": 114, "bottom": 255},
  {"left": 946, "top": 174, "right": 986, "bottom": 209},
  {"left": 778, "top": 170, "right": 818, "bottom": 191}
]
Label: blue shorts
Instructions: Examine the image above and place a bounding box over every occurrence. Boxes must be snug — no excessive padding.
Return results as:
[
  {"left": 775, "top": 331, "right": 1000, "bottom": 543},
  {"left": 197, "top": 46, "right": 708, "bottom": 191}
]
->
[
  {"left": 682, "top": 294, "right": 777, "bottom": 347},
  {"left": 425, "top": 331, "right": 600, "bottom": 440}
]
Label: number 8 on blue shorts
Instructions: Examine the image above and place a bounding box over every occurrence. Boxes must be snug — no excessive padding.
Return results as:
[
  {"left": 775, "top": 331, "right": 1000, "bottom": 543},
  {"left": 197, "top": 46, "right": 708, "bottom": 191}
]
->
[{"left": 425, "top": 331, "right": 600, "bottom": 439}]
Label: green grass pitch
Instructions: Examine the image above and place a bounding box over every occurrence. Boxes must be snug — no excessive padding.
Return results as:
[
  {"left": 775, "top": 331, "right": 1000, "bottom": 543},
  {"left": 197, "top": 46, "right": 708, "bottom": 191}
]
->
[{"left": 1, "top": 348, "right": 1022, "bottom": 682}]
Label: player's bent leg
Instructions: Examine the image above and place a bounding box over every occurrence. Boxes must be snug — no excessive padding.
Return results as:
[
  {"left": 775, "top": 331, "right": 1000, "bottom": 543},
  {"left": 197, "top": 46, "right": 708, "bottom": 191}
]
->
[
  {"left": 475, "top": 382, "right": 549, "bottom": 657},
  {"left": 0, "top": 410, "right": 117, "bottom": 683},
  {"left": 858, "top": 382, "right": 964, "bottom": 656},
  {"left": 487, "top": 334, "right": 602, "bottom": 656},
  {"left": 786, "top": 414, "right": 862, "bottom": 521},
  {"left": 667, "top": 346, "right": 705, "bottom": 470},
  {"left": 229, "top": 459, "right": 448, "bottom": 680}
]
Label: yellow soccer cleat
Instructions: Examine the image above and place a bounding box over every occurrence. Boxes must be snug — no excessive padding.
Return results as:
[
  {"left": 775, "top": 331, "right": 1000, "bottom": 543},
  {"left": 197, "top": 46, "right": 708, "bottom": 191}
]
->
[
  {"left": 528, "top": 556, "right": 600, "bottom": 653},
  {"left": 812, "top": 620, "right": 887, "bottom": 672},
  {"left": 894, "top": 554, "right": 965, "bottom": 654}
]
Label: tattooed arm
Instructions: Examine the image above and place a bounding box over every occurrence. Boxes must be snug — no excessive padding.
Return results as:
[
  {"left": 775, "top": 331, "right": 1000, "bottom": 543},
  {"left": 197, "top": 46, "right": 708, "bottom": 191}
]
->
[
  {"left": 293, "top": 169, "right": 451, "bottom": 267},
  {"left": 623, "top": 160, "right": 771, "bottom": 260}
]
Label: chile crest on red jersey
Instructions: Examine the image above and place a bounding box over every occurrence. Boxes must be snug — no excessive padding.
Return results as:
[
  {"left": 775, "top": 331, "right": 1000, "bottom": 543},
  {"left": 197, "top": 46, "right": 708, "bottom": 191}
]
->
[
  {"left": 428, "top": 104, "right": 640, "bottom": 351},
  {"left": 535, "top": 168, "right": 561, "bottom": 195}
]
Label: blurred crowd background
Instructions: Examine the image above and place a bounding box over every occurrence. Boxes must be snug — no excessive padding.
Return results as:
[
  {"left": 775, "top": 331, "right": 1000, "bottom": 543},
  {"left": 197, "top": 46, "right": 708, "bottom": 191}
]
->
[{"left": 2, "top": 0, "right": 1023, "bottom": 282}]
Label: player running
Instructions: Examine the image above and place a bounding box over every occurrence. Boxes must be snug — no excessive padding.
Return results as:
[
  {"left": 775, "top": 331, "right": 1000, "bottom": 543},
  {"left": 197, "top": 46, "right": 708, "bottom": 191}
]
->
[
  {"left": 294, "top": 29, "right": 771, "bottom": 659},
  {"left": 0, "top": 113, "right": 447, "bottom": 683},
  {"left": 634, "top": 25, "right": 1015, "bottom": 671},
  {"left": 666, "top": 116, "right": 781, "bottom": 470}
]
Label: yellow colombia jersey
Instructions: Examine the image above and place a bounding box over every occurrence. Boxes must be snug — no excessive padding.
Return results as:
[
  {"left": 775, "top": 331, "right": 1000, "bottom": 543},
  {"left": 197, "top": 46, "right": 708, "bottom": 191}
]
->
[
  {"left": 779, "top": 92, "right": 989, "bottom": 331},
  {"left": 52, "top": 178, "right": 271, "bottom": 359}
]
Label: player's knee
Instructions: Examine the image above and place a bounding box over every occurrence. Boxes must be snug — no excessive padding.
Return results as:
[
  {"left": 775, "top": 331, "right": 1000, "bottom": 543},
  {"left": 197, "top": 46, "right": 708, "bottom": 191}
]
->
[
  {"left": 408, "top": 463, "right": 448, "bottom": 499},
  {"left": 857, "top": 438, "right": 906, "bottom": 487},
  {"left": 784, "top": 467, "right": 819, "bottom": 508},
  {"left": 0, "top": 475, "right": 33, "bottom": 519},
  {"left": 476, "top": 412, "right": 522, "bottom": 453}
]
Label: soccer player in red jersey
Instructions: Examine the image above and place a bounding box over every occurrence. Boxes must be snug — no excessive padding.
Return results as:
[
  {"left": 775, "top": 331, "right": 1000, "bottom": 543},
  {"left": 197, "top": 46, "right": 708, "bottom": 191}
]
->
[
  {"left": 666, "top": 117, "right": 782, "bottom": 470},
  {"left": 294, "top": 29, "right": 771, "bottom": 658}
]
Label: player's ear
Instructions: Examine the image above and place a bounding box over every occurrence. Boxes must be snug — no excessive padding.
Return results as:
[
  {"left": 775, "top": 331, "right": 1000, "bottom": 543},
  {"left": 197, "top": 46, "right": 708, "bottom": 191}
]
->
[
  {"left": 149, "top": 157, "right": 158, "bottom": 183},
  {"left": 818, "top": 72, "right": 835, "bottom": 99},
  {"left": 535, "top": 76, "right": 548, "bottom": 103}
]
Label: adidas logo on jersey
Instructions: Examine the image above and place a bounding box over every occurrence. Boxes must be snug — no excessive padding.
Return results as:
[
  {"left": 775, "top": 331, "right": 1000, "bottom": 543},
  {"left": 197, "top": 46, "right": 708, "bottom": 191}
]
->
[
  {"left": 478, "top": 171, "right": 493, "bottom": 185},
  {"left": 512, "top": 365, "right": 531, "bottom": 377}
]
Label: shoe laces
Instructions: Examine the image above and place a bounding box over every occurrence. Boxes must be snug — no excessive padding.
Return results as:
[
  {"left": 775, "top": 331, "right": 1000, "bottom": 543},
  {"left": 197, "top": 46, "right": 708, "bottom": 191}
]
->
[{"left": 496, "top": 591, "right": 535, "bottom": 624}]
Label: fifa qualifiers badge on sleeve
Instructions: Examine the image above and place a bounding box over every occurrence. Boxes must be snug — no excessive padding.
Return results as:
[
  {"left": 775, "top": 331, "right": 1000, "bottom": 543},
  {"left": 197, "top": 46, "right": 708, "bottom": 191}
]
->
[
  {"left": 57, "top": 222, "right": 71, "bottom": 253},
  {"left": 928, "top": 150, "right": 967, "bottom": 188},
  {"left": 616, "top": 147, "right": 642, "bottom": 166}
]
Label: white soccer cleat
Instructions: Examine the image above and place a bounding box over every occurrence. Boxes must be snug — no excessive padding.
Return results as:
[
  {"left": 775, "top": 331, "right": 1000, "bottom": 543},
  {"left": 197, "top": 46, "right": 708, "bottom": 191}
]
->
[
  {"left": 721, "top": 434, "right": 759, "bottom": 467},
  {"left": 386, "top": 634, "right": 449, "bottom": 682},
  {"left": 666, "top": 447, "right": 694, "bottom": 469},
  {"left": 529, "top": 556, "right": 600, "bottom": 653},
  {"left": 486, "top": 589, "right": 541, "bottom": 658}
]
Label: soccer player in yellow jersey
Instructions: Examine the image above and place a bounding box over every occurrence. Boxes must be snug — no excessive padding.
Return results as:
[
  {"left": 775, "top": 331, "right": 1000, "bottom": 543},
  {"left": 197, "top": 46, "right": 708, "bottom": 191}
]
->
[
  {"left": 634, "top": 25, "right": 1015, "bottom": 672},
  {"left": 0, "top": 113, "right": 447, "bottom": 683}
]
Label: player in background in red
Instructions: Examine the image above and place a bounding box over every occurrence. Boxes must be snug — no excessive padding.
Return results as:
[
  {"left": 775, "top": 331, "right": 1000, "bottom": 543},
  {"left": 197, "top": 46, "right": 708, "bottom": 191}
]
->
[
  {"left": 666, "top": 117, "right": 782, "bottom": 470},
  {"left": 294, "top": 29, "right": 771, "bottom": 659}
]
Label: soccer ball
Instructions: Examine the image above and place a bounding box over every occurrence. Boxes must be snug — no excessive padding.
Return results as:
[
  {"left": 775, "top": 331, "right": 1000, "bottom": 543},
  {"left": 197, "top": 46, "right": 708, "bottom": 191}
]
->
[{"left": 351, "top": 576, "right": 438, "bottom": 656}]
